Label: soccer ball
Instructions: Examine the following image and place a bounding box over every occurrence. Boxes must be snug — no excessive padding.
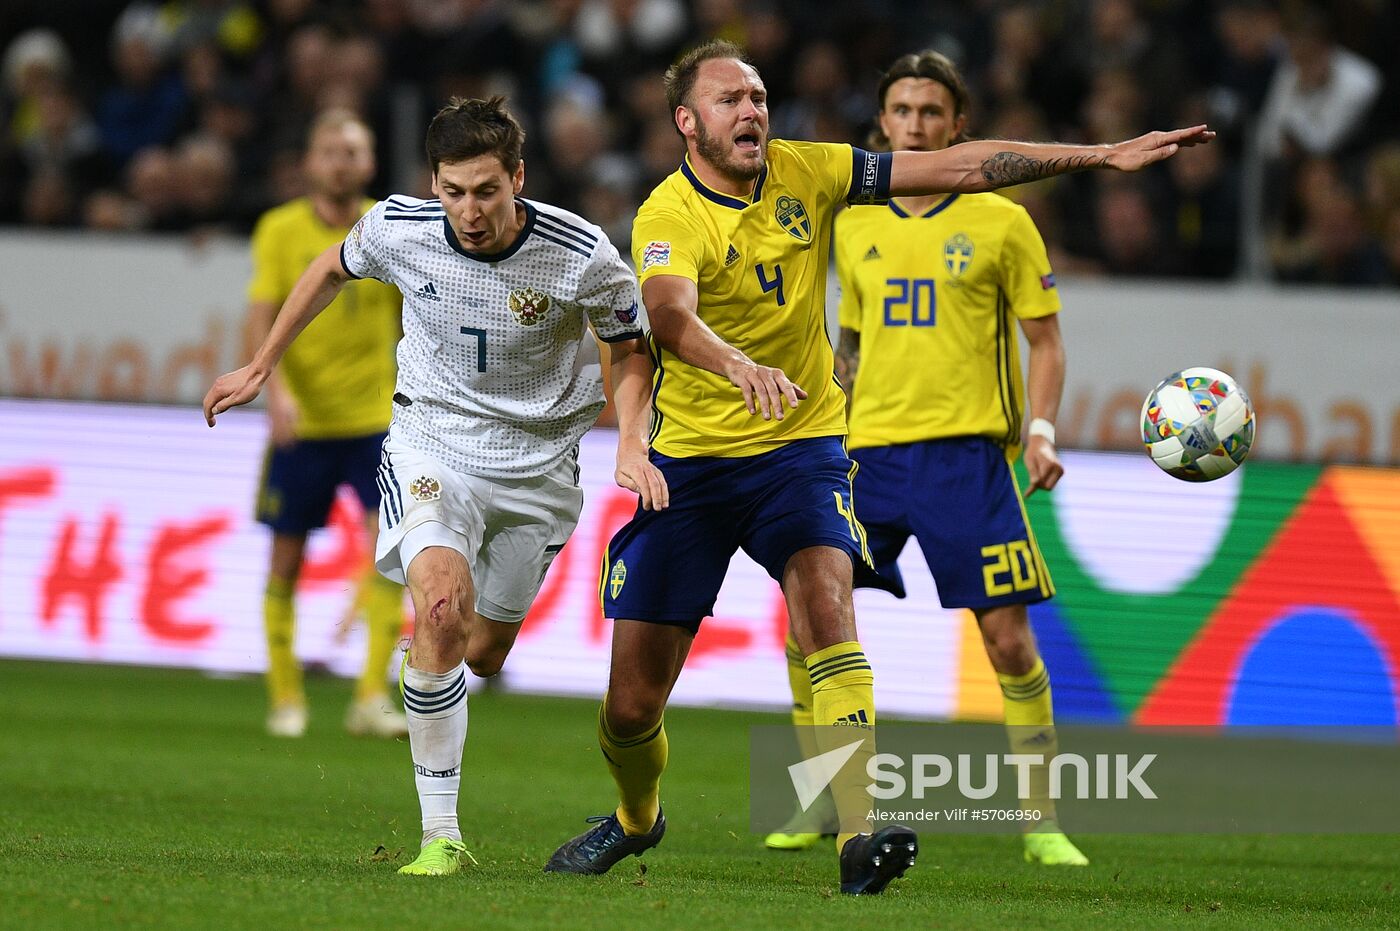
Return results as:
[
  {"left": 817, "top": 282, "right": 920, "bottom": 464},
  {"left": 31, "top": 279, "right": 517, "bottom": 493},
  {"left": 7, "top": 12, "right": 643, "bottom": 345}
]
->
[{"left": 1140, "top": 367, "right": 1255, "bottom": 482}]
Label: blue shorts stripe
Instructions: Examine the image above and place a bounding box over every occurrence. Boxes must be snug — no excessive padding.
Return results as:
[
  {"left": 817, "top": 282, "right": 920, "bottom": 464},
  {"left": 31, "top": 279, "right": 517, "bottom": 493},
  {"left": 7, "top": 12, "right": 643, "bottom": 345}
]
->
[
  {"left": 378, "top": 451, "right": 403, "bottom": 525},
  {"left": 384, "top": 448, "right": 404, "bottom": 520},
  {"left": 374, "top": 467, "right": 396, "bottom": 527}
]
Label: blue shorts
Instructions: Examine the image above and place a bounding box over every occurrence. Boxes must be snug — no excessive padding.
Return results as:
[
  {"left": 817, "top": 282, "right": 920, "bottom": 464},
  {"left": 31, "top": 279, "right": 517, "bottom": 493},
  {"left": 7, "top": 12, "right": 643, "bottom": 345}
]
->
[
  {"left": 602, "top": 436, "right": 896, "bottom": 631},
  {"left": 852, "top": 437, "right": 1054, "bottom": 609},
  {"left": 255, "top": 431, "right": 387, "bottom": 535}
]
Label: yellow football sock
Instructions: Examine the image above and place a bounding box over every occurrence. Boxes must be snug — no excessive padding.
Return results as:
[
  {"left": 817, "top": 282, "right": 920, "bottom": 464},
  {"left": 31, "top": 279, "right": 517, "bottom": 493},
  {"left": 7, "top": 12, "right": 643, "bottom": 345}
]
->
[
  {"left": 785, "top": 630, "right": 817, "bottom": 735},
  {"left": 356, "top": 572, "right": 405, "bottom": 701},
  {"left": 805, "top": 640, "right": 876, "bottom": 851},
  {"left": 781, "top": 631, "right": 835, "bottom": 834},
  {"left": 999, "top": 656, "right": 1059, "bottom": 822},
  {"left": 263, "top": 577, "right": 302, "bottom": 708},
  {"left": 599, "top": 698, "right": 668, "bottom": 836}
]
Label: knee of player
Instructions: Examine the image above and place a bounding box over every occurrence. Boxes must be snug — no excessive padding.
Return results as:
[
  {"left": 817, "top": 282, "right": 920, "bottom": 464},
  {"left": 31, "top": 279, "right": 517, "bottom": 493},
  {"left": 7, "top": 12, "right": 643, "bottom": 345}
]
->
[
  {"left": 986, "top": 628, "right": 1037, "bottom": 673},
  {"left": 415, "top": 587, "right": 471, "bottom": 644},
  {"left": 604, "top": 690, "right": 665, "bottom": 739},
  {"left": 465, "top": 648, "right": 506, "bottom": 679},
  {"left": 795, "top": 592, "right": 855, "bottom": 646}
]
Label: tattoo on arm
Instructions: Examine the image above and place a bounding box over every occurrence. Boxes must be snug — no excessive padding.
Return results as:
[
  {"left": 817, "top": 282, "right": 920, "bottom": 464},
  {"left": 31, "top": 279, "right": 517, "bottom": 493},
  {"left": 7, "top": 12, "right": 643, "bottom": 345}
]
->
[{"left": 980, "top": 151, "right": 1109, "bottom": 187}]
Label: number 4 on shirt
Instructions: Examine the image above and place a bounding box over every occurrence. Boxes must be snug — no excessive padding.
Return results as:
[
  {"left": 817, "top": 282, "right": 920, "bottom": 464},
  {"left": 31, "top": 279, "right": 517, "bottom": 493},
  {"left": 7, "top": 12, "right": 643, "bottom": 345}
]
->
[{"left": 755, "top": 262, "right": 786, "bottom": 307}]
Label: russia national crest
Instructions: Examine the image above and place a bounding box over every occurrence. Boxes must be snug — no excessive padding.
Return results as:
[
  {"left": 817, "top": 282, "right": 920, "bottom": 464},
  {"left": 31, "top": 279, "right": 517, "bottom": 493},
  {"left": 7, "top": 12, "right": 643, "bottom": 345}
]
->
[
  {"left": 944, "top": 233, "right": 974, "bottom": 278},
  {"left": 409, "top": 475, "right": 441, "bottom": 502},
  {"left": 775, "top": 195, "right": 811, "bottom": 243},
  {"left": 507, "top": 286, "right": 552, "bottom": 326}
]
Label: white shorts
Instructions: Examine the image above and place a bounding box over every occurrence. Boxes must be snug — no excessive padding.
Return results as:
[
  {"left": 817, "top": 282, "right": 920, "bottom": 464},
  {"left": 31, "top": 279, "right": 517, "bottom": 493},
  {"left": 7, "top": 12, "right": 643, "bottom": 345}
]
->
[{"left": 374, "top": 437, "right": 584, "bottom": 623}]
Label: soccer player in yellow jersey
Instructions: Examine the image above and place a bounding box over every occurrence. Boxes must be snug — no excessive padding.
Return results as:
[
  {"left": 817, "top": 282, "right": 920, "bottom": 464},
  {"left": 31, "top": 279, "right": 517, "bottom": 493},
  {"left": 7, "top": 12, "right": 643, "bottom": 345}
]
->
[
  {"left": 545, "top": 39, "right": 1209, "bottom": 893},
  {"left": 766, "top": 51, "right": 1088, "bottom": 867},
  {"left": 246, "top": 110, "right": 407, "bottom": 739}
]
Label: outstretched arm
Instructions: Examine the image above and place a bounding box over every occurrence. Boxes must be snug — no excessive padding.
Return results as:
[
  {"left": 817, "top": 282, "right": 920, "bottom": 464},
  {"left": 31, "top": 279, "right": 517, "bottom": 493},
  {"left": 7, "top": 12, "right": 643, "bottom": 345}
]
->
[
  {"left": 889, "top": 125, "right": 1215, "bottom": 195},
  {"left": 642, "top": 274, "right": 808, "bottom": 421},
  {"left": 204, "top": 243, "right": 352, "bottom": 425}
]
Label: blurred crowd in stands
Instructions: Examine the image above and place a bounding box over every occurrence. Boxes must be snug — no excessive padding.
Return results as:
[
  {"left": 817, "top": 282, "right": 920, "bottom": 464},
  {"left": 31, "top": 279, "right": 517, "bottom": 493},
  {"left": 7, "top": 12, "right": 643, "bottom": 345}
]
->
[{"left": 1, "top": 0, "right": 1397, "bottom": 284}]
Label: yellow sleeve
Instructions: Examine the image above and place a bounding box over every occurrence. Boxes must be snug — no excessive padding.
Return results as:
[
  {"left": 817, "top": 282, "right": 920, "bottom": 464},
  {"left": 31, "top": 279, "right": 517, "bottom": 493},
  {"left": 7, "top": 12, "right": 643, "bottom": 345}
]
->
[
  {"left": 246, "top": 212, "right": 287, "bottom": 304},
  {"left": 777, "top": 140, "right": 858, "bottom": 209},
  {"left": 1000, "top": 205, "right": 1062, "bottom": 320},
  {"left": 632, "top": 205, "right": 708, "bottom": 286},
  {"left": 815, "top": 141, "right": 855, "bottom": 207},
  {"left": 834, "top": 211, "right": 862, "bottom": 332}
]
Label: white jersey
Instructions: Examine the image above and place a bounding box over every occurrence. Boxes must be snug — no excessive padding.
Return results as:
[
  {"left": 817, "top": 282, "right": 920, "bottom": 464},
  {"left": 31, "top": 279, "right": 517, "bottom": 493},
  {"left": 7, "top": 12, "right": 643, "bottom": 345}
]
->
[{"left": 340, "top": 195, "right": 644, "bottom": 478}]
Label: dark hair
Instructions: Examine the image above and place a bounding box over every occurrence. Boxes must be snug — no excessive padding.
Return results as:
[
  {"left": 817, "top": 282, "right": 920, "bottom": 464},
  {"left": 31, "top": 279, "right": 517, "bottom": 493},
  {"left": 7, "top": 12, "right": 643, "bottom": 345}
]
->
[
  {"left": 425, "top": 96, "right": 525, "bottom": 174},
  {"left": 871, "top": 51, "right": 970, "bottom": 149},
  {"left": 663, "top": 39, "right": 750, "bottom": 134}
]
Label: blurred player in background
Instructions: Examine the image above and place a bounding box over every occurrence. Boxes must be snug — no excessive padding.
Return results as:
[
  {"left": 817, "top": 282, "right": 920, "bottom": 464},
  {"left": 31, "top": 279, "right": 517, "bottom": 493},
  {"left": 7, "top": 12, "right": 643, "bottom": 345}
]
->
[
  {"left": 546, "top": 40, "right": 1204, "bottom": 894},
  {"left": 246, "top": 109, "right": 407, "bottom": 740},
  {"left": 207, "top": 96, "right": 661, "bottom": 878},
  {"left": 764, "top": 50, "right": 1086, "bottom": 866}
]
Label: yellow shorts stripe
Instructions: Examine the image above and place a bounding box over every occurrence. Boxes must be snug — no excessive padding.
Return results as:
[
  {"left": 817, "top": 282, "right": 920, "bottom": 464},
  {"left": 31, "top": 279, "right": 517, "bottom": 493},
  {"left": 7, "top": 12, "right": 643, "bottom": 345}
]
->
[{"left": 1005, "top": 453, "right": 1055, "bottom": 599}]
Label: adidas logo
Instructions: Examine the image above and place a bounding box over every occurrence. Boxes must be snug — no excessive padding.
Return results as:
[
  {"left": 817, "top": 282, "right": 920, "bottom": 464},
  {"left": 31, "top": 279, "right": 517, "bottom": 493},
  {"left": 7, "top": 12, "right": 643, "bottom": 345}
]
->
[
  {"left": 1018, "top": 729, "right": 1056, "bottom": 747},
  {"left": 863, "top": 245, "right": 881, "bottom": 261},
  {"left": 834, "top": 709, "right": 871, "bottom": 727},
  {"left": 724, "top": 243, "right": 740, "bottom": 267},
  {"left": 416, "top": 281, "right": 442, "bottom": 301}
]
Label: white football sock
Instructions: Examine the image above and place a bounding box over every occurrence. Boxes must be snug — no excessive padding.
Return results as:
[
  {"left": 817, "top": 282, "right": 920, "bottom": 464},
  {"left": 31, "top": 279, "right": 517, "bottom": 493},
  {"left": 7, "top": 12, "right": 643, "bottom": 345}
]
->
[{"left": 402, "top": 660, "right": 468, "bottom": 844}]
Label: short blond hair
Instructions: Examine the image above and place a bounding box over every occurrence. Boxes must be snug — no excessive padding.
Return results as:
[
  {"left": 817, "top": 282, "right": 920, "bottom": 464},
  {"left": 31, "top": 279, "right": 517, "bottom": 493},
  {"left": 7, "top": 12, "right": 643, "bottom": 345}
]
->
[
  {"left": 306, "top": 108, "right": 374, "bottom": 151},
  {"left": 663, "top": 39, "right": 749, "bottom": 134}
]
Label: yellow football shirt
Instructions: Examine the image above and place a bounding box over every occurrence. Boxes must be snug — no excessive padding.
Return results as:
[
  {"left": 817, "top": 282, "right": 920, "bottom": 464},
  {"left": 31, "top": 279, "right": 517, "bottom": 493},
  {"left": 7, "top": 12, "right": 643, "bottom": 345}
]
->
[
  {"left": 835, "top": 193, "right": 1060, "bottom": 452},
  {"left": 247, "top": 197, "right": 401, "bottom": 439},
  {"left": 633, "top": 139, "right": 875, "bottom": 458}
]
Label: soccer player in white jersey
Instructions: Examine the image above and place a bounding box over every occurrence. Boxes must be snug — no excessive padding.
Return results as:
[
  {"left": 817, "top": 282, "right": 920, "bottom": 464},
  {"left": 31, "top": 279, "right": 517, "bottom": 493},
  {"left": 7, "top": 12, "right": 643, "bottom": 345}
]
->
[{"left": 204, "top": 96, "right": 666, "bottom": 877}]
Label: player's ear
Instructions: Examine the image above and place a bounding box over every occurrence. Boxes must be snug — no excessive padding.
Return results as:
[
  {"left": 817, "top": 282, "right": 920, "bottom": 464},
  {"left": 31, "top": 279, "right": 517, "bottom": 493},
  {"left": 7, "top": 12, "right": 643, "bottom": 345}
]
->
[
  {"left": 512, "top": 159, "right": 525, "bottom": 194},
  {"left": 675, "top": 105, "right": 694, "bottom": 139},
  {"left": 952, "top": 112, "right": 969, "bottom": 144},
  {"left": 430, "top": 170, "right": 440, "bottom": 197}
]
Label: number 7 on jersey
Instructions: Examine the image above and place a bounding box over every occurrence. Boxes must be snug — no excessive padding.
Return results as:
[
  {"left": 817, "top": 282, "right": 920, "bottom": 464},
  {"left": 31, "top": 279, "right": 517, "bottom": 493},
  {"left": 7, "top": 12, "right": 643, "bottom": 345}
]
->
[{"left": 460, "top": 326, "right": 487, "bottom": 372}]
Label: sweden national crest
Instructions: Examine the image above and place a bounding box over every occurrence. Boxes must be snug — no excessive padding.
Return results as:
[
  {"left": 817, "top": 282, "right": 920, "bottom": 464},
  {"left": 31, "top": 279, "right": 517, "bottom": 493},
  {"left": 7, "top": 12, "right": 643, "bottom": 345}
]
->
[
  {"left": 944, "top": 233, "right": 974, "bottom": 278},
  {"left": 774, "top": 195, "right": 811, "bottom": 243},
  {"left": 609, "top": 559, "right": 627, "bottom": 599},
  {"left": 507, "top": 286, "right": 552, "bottom": 326}
]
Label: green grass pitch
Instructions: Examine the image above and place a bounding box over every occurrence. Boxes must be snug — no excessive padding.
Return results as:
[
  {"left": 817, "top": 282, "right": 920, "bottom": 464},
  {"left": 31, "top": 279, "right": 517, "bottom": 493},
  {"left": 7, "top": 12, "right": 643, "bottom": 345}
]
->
[{"left": 2, "top": 660, "right": 1397, "bottom": 929}]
